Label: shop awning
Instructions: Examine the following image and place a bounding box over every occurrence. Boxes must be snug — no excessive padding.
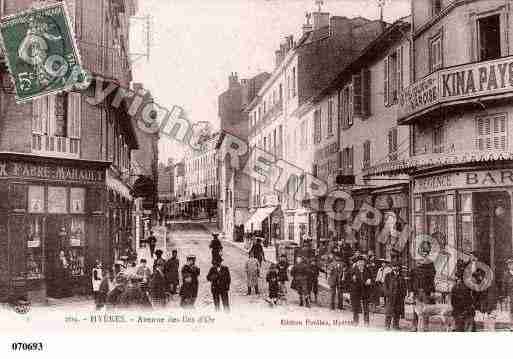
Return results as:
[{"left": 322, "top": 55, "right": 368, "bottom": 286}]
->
[{"left": 245, "top": 206, "right": 277, "bottom": 232}]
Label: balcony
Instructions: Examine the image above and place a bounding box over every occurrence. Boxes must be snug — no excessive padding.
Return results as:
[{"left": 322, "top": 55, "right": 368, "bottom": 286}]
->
[
  {"left": 398, "top": 55, "right": 513, "bottom": 124},
  {"left": 32, "top": 134, "right": 80, "bottom": 159}
]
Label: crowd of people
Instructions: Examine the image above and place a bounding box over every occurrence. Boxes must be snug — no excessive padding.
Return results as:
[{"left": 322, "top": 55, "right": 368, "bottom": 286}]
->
[{"left": 89, "top": 231, "right": 513, "bottom": 331}]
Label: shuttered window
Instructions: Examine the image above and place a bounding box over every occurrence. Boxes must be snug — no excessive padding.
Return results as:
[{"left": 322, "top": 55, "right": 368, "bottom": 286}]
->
[
  {"left": 384, "top": 57, "right": 389, "bottom": 106},
  {"left": 314, "top": 108, "right": 321, "bottom": 144},
  {"left": 475, "top": 114, "right": 507, "bottom": 151},
  {"left": 388, "top": 128, "right": 398, "bottom": 161},
  {"left": 433, "top": 123, "right": 444, "bottom": 153},
  {"left": 327, "top": 98, "right": 334, "bottom": 136},
  {"left": 363, "top": 140, "right": 371, "bottom": 169},
  {"left": 340, "top": 147, "right": 354, "bottom": 175},
  {"left": 67, "top": 93, "right": 81, "bottom": 139},
  {"left": 354, "top": 68, "right": 371, "bottom": 118},
  {"left": 429, "top": 34, "right": 443, "bottom": 72}
]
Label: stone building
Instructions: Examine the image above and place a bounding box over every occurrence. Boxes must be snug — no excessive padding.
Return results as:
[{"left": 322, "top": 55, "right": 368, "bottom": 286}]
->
[{"left": 0, "top": 0, "right": 139, "bottom": 302}]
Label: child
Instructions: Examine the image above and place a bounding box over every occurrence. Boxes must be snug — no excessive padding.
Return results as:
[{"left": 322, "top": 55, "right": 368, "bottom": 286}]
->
[
  {"left": 277, "top": 254, "right": 289, "bottom": 298},
  {"left": 266, "top": 263, "right": 280, "bottom": 306},
  {"left": 91, "top": 260, "right": 103, "bottom": 309},
  {"left": 97, "top": 269, "right": 112, "bottom": 310}
]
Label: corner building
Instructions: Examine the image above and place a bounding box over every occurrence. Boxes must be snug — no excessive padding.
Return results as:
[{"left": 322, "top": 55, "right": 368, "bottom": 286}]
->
[
  {"left": 400, "top": 0, "right": 513, "bottom": 294},
  {"left": 0, "top": 0, "right": 139, "bottom": 302}
]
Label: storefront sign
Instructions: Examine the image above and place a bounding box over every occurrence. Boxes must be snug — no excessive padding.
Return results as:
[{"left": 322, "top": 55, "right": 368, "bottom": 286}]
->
[
  {"left": 414, "top": 169, "right": 513, "bottom": 193},
  {"left": 0, "top": 160, "right": 104, "bottom": 182},
  {"left": 399, "top": 55, "right": 513, "bottom": 120}
]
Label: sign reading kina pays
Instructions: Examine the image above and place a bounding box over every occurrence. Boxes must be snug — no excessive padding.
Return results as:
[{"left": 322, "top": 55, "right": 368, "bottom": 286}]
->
[
  {"left": 0, "top": 3, "right": 86, "bottom": 102},
  {"left": 398, "top": 55, "right": 513, "bottom": 120}
]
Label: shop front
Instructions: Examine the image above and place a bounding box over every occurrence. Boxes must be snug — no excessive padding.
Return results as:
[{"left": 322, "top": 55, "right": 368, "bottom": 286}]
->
[
  {"left": 412, "top": 165, "right": 513, "bottom": 295},
  {"left": 0, "top": 154, "right": 110, "bottom": 302}
]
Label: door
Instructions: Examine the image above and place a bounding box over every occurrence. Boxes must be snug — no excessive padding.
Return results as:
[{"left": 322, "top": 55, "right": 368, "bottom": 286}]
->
[
  {"left": 473, "top": 191, "right": 512, "bottom": 297},
  {"left": 45, "top": 216, "right": 68, "bottom": 298}
]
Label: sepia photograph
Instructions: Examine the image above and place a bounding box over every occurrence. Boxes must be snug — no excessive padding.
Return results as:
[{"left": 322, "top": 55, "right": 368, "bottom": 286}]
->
[{"left": 0, "top": 0, "right": 513, "bottom": 356}]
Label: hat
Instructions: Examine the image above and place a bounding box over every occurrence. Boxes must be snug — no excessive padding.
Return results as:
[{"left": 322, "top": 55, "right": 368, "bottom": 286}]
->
[{"left": 155, "top": 249, "right": 163, "bottom": 256}]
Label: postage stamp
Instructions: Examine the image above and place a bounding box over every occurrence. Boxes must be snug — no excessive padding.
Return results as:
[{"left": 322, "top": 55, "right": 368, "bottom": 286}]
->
[{"left": 0, "top": 2, "right": 83, "bottom": 102}]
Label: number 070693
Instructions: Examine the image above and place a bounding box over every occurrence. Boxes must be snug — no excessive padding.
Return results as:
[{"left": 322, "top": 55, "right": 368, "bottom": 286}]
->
[{"left": 11, "top": 342, "right": 44, "bottom": 351}]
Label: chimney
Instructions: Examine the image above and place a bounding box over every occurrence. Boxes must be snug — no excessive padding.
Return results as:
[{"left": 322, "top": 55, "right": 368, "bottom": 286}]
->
[
  {"left": 312, "top": 12, "right": 330, "bottom": 30},
  {"left": 228, "top": 72, "right": 239, "bottom": 88},
  {"left": 303, "top": 12, "right": 313, "bottom": 34}
]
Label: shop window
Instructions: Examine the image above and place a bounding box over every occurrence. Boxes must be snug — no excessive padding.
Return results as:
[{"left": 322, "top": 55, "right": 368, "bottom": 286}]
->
[
  {"left": 27, "top": 216, "right": 44, "bottom": 280},
  {"left": 426, "top": 194, "right": 447, "bottom": 211},
  {"left": 9, "top": 183, "right": 27, "bottom": 212},
  {"left": 28, "top": 186, "right": 44, "bottom": 213},
  {"left": 475, "top": 114, "right": 507, "bottom": 151},
  {"left": 48, "top": 186, "right": 68, "bottom": 213},
  {"left": 478, "top": 14, "right": 501, "bottom": 61}
]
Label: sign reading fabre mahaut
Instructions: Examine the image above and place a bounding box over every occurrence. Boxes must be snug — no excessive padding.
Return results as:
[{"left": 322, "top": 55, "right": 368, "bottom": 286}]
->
[
  {"left": 398, "top": 55, "right": 513, "bottom": 121},
  {"left": 0, "top": 3, "right": 84, "bottom": 102}
]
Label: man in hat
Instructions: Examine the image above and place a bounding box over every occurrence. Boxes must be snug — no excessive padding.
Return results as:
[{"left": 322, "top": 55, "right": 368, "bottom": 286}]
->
[
  {"left": 451, "top": 260, "right": 477, "bottom": 331},
  {"left": 502, "top": 257, "right": 513, "bottom": 326},
  {"left": 180, "top": 255, "right": 200, "bottom": 308},
  {"left": 209, "top": 233, "right": 223, "bottom": 265},
  {"left": 291, "top": 256, "right": 311, "bottom": 307},
  {"left": 348, "top": 255, "right": 373, "bottom": 326},
  {"left": 250, "top": 237, "right": 265, "bottom": 266},
  {"left": 145, "top": 231, "right": 157, "bottom": 259},
  {"left": 411, "top": 240, "right": 436, "bottom": 331},
  {"left": 383, "top": 259, "right": 407, "bottom": 330},
  {"left": 164, "top": 249, "right": 180, "bottom": 296},
  {"left": 328, "top": 255, "right": 346, "bottom": 310},
  {"left": 207, "top": 257, "right": 231, "bottom": 312},
  {"left": 153, "top": 249, "right": 166, "bottom": 271},
  {"left": 366, "top": 251, "right": 380, "bottom": 308}
]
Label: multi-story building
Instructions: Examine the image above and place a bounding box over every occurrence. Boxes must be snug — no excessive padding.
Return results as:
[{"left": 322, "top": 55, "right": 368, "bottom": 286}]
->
[
  {"left": 157, "top": 158, "right": 174, "bottom": 222},
  {"left": 217, "top": 72, "right": 269, "bottom": 241},
  {"left": 308, "top": 18, "right": 412, "bottom": 261},
  {"left": 173, "top": 161, "right": 185, "bottom": 216},
  {"left": 0, "top": 0, "right": 139, "bottom": 302},
  {"left": 179, "top": 133, "right": 219, "bottom": 220},
  {"left": 397, "top": 0, "right": 513, "bottom": 294},
  {"left": 246, "top": 10, "right": 384, "bottom": 246}
]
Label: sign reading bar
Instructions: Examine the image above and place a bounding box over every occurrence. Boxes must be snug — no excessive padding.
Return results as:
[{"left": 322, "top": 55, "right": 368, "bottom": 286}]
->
[
  {"left": 414, "top": 169, "right": 513, "bottom": 193},
  {"left": 399, "top": 56, "right": 513, "bottom": 120},
  {"left": 0, "top": 160, "right": 105, "bottom": 182}
]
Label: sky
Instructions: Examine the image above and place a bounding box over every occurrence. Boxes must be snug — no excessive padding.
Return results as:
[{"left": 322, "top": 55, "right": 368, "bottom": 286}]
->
[{"left": 130, "top": 0, "right": 410, "bottom": 164}]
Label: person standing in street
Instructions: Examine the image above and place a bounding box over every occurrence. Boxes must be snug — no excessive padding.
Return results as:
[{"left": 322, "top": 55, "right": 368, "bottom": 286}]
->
[
  {"left": 207, "top": 258, "right": 231, "bottom": 312},
  {"left": 383, "top": 259, "right": 407, "bottom": 330},
  {"left": 164, "top": 249, "right": 180, "bottom": 296},
  {"left": 146, "top": 231, "right": 157, "bottom": 259},
  {"left": 153, "top": 249, "right": 166, "bottom": 271},
  {"left": 266, "top": 263, "right": 280, "bottom": 306},
  {"left": 308, "top": 258, "right": 326, "bottom": 304},
  {"left": 245, "top": 253, "right": 260, "bottom": 295},
  {"left": 209, "top": 233, "right": 223, "bottom": 265},
  {"left": 291, "top": 256, "right": 310, "bottom": 308},
  {"left": 180, "top": 255, "right": 200, "bottom": 308},
  {"left": 502, "top": 257, "right": 513, "bottom": 327},
  {"left": 250, "top": 238, "right": 265, "bottom": 266},
  {"left": 277, "top": 254, "right": 289, "bottom": 299},
  {"left": 328, "top": 256, "right": 345, "bottom": 310},
  {"left": 451, "top": 261, "right": 477, "bottom": 332},
  {"left": 349, "top": 255, "right": 373, "bottom": 326},
  {"left": 150, "top": 262, "right": 167, "bottom": 308},
  {"left": 92, "top": 260, "right": 103, "bottom": 309},
  {"left": 411, "top": 242, "right": 436, "bottom": 331}
]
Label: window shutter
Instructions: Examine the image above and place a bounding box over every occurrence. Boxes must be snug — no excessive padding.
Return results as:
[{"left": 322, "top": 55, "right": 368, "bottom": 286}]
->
[
  {"left": 384, "top": 57, "right": 389, "bottom": 106},
  {"left": 362, "top": 68, "right": 371, "bottom": 117},
  {"left": 397, "top": 47, "right": 404, "bottom": 92},
  {"left": 352, "top": 73, "right": 363, "bottom": 116},
  {"left": 493, "top": 114, "right": 507, "bottom": 150},
  {"left": 349, "top": 146, "right": 354, "bottom": 174},
  {"left": 388, "top": 129, "right": 393, "bottom": 157},
  {"left": 348, "top": 84, "right": 354, "bottom": 126},
  {"left": 32, "top": 99, "right": 42, "bottom": 133}
]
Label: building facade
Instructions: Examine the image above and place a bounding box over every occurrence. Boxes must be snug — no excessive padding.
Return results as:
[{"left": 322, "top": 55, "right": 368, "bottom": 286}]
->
[
  {"left": 246, "top": 10, "right": 384, "bottom": 246},
  {"left": 397, "top": 0, "right": 513, "bottom": 294},
  {"left": 311, "top": 18, "right": 412, "bottom": 262},
  {"left": 177, "top": 133, "right": 219, "bottom": 220},
  {"left": 0, "top": 0, "right": 139, "bottom": 302},
  {"left": 217, "top": 72, "right": 269, "bottom": 241}
]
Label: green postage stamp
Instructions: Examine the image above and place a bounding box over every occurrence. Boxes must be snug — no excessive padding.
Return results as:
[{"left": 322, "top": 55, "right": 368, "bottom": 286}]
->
[{"left": 0, "top": 2, "right": 84, "bottom": 102}]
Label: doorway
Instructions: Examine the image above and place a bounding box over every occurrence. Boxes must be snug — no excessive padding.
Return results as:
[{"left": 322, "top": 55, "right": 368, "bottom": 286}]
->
[{"left": 473, "top": 191, "right": 512, "bottom": 295}]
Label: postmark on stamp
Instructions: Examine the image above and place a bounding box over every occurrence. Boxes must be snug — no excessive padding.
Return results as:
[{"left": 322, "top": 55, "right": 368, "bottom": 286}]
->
[{"left": 0, "top": 2, "right": 85, "bottom": 102}]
